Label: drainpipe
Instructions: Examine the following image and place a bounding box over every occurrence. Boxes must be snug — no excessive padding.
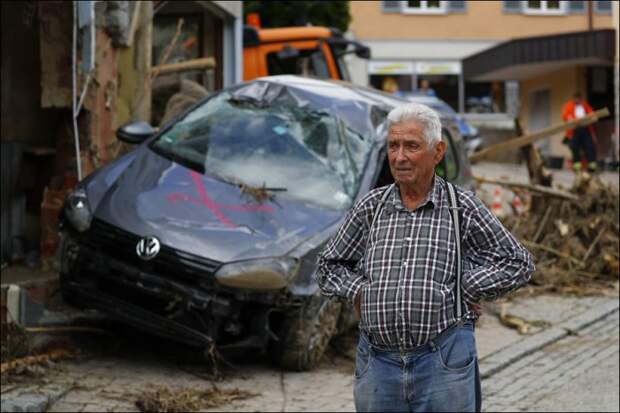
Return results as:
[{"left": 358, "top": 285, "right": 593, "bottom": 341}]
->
[
  {"left": 72, "top": 1, "right": 83, "bottom": 181},
  {"left": 587, "top": 0, "right": 593, "bottom": 31}
]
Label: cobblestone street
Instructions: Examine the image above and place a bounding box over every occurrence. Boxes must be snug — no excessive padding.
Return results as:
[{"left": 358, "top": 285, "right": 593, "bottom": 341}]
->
[
  {"left": 483, "top": 310, "right": 620, "bottom": 412},
  {"left": 2, "top": 293, "right": 618, "bottom": 412}
]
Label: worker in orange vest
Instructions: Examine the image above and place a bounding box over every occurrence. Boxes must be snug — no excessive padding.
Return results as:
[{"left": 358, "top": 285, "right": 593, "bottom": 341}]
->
[{"left": 561, "top": 92, "right": 598, "bottom": 173}]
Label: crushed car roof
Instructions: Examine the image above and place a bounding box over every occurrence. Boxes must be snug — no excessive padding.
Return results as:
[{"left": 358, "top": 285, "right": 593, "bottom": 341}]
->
[{"left": 230, "top": 75, "right": 409, "bottom": 140}]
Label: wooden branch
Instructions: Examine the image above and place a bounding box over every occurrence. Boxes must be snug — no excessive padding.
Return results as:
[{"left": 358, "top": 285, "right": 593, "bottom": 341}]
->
[
  {"left": 156, "top": 18, "right": 184, "bottom": 69},
  {"left": 470, "top": 108, "right": 610, "bottom": 162},
  {"left": 583, "top": 228, "right": 606, "bottom": 262},
  {"left": 0, "top": 349, "right": 74, "bottom": 375},
  {"left": 151, "top": 57, "right": 216, "bottom": 77},
  {"left": 533, "top": 205, "right": 553, "bottom": 243},
  {"left": 473, "top": 176, "right": 579, "bottom": 201},
  {"left": 515, "top": 118, "right": 553, "bottom": 187},
  {"left": 522, "top": 240, "right": 584, "bottom": 266},
  {"left": 124, "top": 1, "right": 142, "bottom": 47},
  {"left": 25, "top": 326, "right": 113, "bottom": 335}
]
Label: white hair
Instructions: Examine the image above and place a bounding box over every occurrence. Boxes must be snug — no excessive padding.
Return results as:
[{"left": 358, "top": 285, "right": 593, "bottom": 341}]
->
[{"left": 387, "top": 103, "right": 442, "bottom": 146}]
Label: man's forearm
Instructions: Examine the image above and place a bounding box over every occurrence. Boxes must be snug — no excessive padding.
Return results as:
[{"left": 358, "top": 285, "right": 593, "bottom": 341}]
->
[
  {"left": 316, "top": 262, "right": 368, "bottom": 304},
  {"left": 461, "top": 260, "right": 533, "bottom": 302}
]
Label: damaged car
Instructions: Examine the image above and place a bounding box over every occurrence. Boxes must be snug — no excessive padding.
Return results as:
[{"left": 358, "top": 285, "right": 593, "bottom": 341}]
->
[{"left": 59, "top": 76, "right": 473, "bottom": 371}]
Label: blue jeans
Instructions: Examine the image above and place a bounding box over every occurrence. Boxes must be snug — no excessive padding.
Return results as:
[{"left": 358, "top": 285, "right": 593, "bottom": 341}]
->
[{"left": 354, "top": 321, "right": 481, "bottom": 412}]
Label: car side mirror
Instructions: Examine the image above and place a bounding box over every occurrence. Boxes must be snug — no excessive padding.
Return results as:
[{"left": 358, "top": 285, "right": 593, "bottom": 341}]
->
[
  {"left": 116, "top": 121, "right": 156, "bottom": 144},
  {"left": 354, "top": 44, "right": 371, "bottom": 59}
]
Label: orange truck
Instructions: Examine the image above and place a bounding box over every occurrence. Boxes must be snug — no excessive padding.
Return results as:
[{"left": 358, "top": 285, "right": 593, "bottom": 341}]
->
[{"left": 243, "top": 25, "right": 370, "bottom": 81}]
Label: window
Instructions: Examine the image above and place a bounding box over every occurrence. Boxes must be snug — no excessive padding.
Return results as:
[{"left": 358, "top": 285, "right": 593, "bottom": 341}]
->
[
  {"left": 465, "top": 81, "right": 506, "bottom": 114},
  {"left": 328, "top": 43, "right": 352, "bottom": 82},
  {"left": 435, "top": 128, "right": 459, "bottom": 181},
  {"left": 594, "top": 1, "right": 612, "bottom": 13},
  {"left": 369, "top": 75, "right": 413, "bottom": 95},
  {"left": 523, "top": 0, "right": 567, "bottom": 15},
  {"left": 403, "top": 0, "right": 447, "bottom": 14},
  {"left": 152, "top": 91, "right": 373, "bottom": 210},
  {"left": 382, "top": 1, "right": 466, "bottom": 14},
  {"left": 153, "top": 15, "right": 203, "bottom": 71},
  {"left": 417, "top": 75, "right": 459, "bottom": 111},
  {"left": 266, "top": 47, "right": 330, "bottom": 79}
]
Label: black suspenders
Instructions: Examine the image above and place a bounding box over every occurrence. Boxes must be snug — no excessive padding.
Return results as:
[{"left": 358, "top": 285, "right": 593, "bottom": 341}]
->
[{"left": 444, "top": 180, "right": 463, "bottom": 320}]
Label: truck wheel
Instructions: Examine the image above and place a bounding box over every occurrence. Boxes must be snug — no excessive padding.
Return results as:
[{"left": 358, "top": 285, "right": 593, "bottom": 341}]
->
[{"left": 269, "top": 295, "right": 342, "bottom": 371}]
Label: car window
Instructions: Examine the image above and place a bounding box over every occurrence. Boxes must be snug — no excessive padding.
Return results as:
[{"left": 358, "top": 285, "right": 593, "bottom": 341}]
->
[
  {"left": 435, "top": 128, "right": 459, "bottom": 181},
  {"left": 150, "top": 92, "right": 373, "bottom": 210},
  {"left": 266, "top": 47, "right": 330, "bottom": 79}
]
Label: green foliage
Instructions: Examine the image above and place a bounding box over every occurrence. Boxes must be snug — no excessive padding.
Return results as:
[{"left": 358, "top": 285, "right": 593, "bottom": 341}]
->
[{"left": 243, "top": 1, "right": 351, "bottom": 32}]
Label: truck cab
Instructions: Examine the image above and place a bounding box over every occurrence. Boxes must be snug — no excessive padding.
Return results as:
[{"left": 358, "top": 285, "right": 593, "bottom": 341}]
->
[{"left": 243, "top": 25, "right": 370, "bottom": 81}]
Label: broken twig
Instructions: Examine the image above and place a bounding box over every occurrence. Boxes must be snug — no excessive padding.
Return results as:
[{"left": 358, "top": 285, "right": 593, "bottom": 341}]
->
[
  {"left": 474, "top": 176, "right": 579, "bottom": 201},
  {"left": 582, "top": 228, "right": 606, "bottom": 263},
  {"left": 470, "top": 108, "right": 609, "bottom": 162},
  {"left": 24, "top": 326, "right": 112, "bottom": 335},
  {"left": 532, "top": 205, "right": 553, "bottom": 243},
  {"left": 522, "top": 240, "right": 584, "bottom": 267},
  {"left": 0, "top": 349, "right": 75, "bottom": 375}
]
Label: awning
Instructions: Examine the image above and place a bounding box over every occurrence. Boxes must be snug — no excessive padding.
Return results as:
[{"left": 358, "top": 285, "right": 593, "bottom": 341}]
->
[{"left": 463, "top": 29, "right": 615, "bottom": 81}]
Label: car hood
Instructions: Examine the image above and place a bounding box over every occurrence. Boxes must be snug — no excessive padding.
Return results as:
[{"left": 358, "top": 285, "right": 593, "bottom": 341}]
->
[{"left": 90, "top": 148, "right": 343, "bottom": 263}]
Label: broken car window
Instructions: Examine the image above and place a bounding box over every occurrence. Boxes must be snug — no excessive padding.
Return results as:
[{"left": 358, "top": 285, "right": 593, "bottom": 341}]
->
[{"left": 150, "top": 91, "right": 373, "bottom": 209}]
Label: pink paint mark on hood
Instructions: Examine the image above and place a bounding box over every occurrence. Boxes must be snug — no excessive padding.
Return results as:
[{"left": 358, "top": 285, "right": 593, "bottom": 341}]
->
[{"left": 165, "top": 171, "right": 275, "bottom": 228}]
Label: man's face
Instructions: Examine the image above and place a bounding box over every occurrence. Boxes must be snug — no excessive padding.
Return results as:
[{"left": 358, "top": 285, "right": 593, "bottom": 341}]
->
[{"left": 387, "top": 120, "right": 446, "bottom": 187}]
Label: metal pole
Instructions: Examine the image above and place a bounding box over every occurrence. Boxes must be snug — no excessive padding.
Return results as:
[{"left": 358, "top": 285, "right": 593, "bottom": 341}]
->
[
  {"left": 458, "top": 73, "right": 465, "bottom": 114},
  {"left": 72, "top": 1, "right": 83, "bottom": 181}
]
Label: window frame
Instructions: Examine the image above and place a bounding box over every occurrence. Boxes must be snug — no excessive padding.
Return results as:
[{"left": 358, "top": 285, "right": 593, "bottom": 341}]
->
[
  {"left": 402, "top": 0, "right": 448, "bottom": 15},
  {"left": 521, "top": 0, "right": 568, "bottom": 15},
  {"left": 437, "top": 127, "right": 460, "bottom": 181},
  {"left": 594, "top": 1, "right": 612, "bottom": 14}
]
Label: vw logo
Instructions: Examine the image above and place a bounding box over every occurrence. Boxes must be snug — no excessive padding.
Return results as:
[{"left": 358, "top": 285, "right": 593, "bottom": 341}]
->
[{"left": 136, "top": 236, "right": 161, "bottom": 260}]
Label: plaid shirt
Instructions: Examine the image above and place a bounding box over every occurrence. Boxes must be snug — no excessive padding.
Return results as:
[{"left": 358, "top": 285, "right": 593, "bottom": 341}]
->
[{"left": 316, "top": 175, "right": 534, "bottom": 349}]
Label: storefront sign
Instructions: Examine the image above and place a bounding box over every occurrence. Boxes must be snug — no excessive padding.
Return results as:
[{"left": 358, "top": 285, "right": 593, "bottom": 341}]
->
[
  {"left": 415, "top": 61, "right": 461, "bottom": 75},
  {"left": 368, "top": 61, "right": 414, "bottom": 75}
]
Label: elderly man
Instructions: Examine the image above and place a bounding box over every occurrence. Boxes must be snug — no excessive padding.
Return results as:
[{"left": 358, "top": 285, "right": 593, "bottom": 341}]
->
[{"left": 316, "top": 103, "right": 534, "bottom": 412}]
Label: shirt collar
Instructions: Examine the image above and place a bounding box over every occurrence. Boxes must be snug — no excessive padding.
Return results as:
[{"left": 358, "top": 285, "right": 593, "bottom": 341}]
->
[{"left": 388, "top": 174, "right": 443, "bottom": 213}]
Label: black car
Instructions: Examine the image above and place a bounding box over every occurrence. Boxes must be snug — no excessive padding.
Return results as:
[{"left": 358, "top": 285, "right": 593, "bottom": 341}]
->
[
  {"left": 404, "top": 93, "right": 484, "bottom": 156},
  {"left": 59, "top": 76, "right": 473, "bottom": 371}
]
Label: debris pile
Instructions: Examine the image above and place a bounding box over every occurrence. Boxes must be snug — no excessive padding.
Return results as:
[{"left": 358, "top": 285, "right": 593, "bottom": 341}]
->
[
  {"left": 134, "top": 384, "right": 257, "bottom": 412},
  {"left": 1, "top": 322, "right": 30, "bottom": 365},
  {"left": 497, "top": 173, "right": 619, "bottom": 296},
  {"left": 1, "top": 322, "right": 79, "bottom": 383}
]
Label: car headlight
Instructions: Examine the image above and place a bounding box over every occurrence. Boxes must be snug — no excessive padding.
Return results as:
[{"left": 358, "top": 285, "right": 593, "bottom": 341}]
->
[
  {"left": 214, "top": 257, "right": 300, "bottom": 290},
  {"left": 64, "top": 187, "right": 92, "bottom": 232}
]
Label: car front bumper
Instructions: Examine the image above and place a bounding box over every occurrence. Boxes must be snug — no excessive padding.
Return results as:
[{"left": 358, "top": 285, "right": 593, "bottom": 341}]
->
[{"left": 59, "top": 230, "right": 275, "bottom": 350}]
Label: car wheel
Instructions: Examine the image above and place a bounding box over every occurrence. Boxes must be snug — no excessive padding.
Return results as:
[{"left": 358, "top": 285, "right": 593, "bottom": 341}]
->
[
  {"left": 59, "top": 272, "right": 82, "bottom": 308},
  {"left": 269, "top": 295, "right": 341, "bottom": 371}
]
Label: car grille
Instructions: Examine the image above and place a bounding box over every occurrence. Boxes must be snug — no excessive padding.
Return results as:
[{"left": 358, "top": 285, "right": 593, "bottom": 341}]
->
[{"left": 82, "top": 218, "right": 220, "bottom": 288}]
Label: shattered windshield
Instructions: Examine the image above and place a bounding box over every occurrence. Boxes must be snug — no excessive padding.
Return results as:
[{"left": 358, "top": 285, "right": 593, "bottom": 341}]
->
[{"left": 150, "top": 91, "right": 373, "bottom": 209}]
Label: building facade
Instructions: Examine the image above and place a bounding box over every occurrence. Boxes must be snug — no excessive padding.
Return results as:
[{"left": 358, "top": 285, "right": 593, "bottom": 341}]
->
[
  {"left": 0, "top": 1, "right": 243, "bottom": 265},
  {"left": 347, "top": 0, "right": 615, "bottom": 162}
]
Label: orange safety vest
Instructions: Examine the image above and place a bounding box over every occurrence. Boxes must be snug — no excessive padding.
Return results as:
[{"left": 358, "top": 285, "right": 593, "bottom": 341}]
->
[{"left": 561, "top": 99, "right": 594, "bottom": 139}]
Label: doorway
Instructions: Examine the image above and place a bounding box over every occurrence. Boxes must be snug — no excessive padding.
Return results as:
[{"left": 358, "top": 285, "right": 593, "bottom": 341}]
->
[{"left": 528, "top": 88, "right": 551, "bottom": 156}]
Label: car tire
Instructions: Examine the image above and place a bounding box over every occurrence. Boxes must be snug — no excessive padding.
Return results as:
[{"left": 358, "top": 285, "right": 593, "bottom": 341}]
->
[
  {"left": 269, "top": 295, "right": 341, "bottom": 371},
  {"left": 59, "top": 272, "right": 82, "bottom": 309}
]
